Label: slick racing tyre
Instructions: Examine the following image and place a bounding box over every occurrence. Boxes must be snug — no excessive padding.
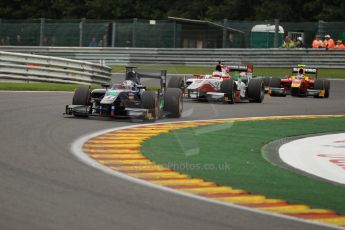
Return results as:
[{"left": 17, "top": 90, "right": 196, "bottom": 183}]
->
[
  {"left": 142, "top": 91, "right": 159, "bottom": 119},
  {"left": 220, "top": 79, "right": 236, "bottom": 104},
  {"left": 268, "top": 77, "right": 286, "bottom": 97},
  {"left": 248, "top": 78, "right": 265, "bottom": 103},
  {"left": 269, "top": 77, "right": 281, "bottom": 88},
  {"left": 324, "top": 79, "right": 330, "bottom": 98},
  {"left": 164, "top": 88, "right": 183, "bottom": 118},
  {"left": 314, "top": 79, "right": 331, "bottom": 98},
  {"left": 72, "top": 86, "right": 90, "bottom": 105},
  {"left": 262, "top": 77, "right": 271, "bottom": 87},
  {"left": 72, "top": 86, "right": 91, "bottom": 117},
  {"left": 168, "top": 76, "right": 184, "bottom": 90}
]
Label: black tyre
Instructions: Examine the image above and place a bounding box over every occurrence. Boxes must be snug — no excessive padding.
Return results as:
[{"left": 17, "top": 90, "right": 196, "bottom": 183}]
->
[
  {"left": 324, "top": 79, "right": 330, "bottom": 98},
  {"left": 269, "top": 77, "right": 281, "bottom": 88},
  {"left": 142, "top": 91, "right": 159, "bottom": 119},
  {"left": 72, "top": 86, "right": 91, "bottom": 117},
  {"left": 168, "top": 76, "right": 184, "bottom": 89},
  {"left": 220, "top": 79, "right": 236, "bottom": 104},
  {"left": 314, "top": 79, "right": 330, "bottom": 98},
  {"left": 262, "top": 77, "right": 271, "bottom": 87},
  {"left": 72, "top": 86, "right": 90, "bottom": 105},
  {"left": 164, "top": 88, "right": 183, "bottom": 118},
  {"left": 247, "top": 78, "right": 265, "bottom": 103}
]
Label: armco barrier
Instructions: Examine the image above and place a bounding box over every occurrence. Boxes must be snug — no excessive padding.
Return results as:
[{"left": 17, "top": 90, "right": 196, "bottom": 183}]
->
[
  {"left": 0, "top": 51, "right": 112, "bottom": 84},
  {"left": 1, "top": 47, "right": 345, "bottom": 68}
]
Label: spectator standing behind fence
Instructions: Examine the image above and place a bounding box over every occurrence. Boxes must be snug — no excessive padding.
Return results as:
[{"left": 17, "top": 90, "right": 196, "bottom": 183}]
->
[
  {"left": 334, "top": 40, "right": 345, "bottom": 49},
  {"left": 42, "top": 37, "right": 49, "bottom": 46},
  {"left": 51, "top": 36, "right": 56, "bottom": 46},
  {"left": 312, "top": 35, "right": 322, "bottom": 48},
  {"left": 13, "top": 35, "right": 22, "bottom": 46},
  {"left": 295, "top": 37, "right": 304, "bottom": 48},
  {"left": 322, "top": 34, "right": 335, "bottom": 49},
  {"left": 5, "top": 36, "right": 11, "bottom": 45},
  {"left": 282, "top": 36, "right": 295, "bottom": 48},
  {"left": 88, "top": 37, "right": 97, "bottom": 47},
  {"left": 102, "top": 34, "right": 108, "bottom": 47}
]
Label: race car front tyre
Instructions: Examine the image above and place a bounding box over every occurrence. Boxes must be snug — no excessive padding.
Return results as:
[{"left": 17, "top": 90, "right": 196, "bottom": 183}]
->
[
  {"left": 72, "top": 86, "right": 91, "bottom": 117},
  {"left": 220, "top": 79, "right": 235, "bottom": 104},
  {"left": 262, "top": 77, "right": 271, "bottom": 87},
  {"left": 314, "top": 79, "right": 330, "bottom": 98},
  {"left": 324, "top": 79, "right": 330, "bottom": 98},
  {"left": 269, "top": 77, "right": 281, "bottom": 88},
  {"left": 72, "top": 86, "right": 90, "bottom": 105},
  {"left": 248, "top": 78, "right": 265, "bottom": 103},
  {"left": 164, "top": 88, "right": 183, "bottom": 118},
  {"left": 168, "top": 76, "right": 184, "bottom": 90},
  {"left": 142, "top": 91, "right": 159, "bottom": 119}
]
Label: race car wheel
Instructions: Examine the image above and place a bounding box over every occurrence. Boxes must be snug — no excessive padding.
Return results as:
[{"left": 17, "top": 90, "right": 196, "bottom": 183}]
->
[
  {"left": 314, "top": 79, "right": 331, "bottom": 98},
  {"left": 168, "top": 76, "right": 184, "bottom": 90},
  {"left": 164, "top": 88, "right": 183, "bottom": 118},
  {"left": 72, "top": 86, "right": 91, "bottom": 117},
  {"left": 72, "top": 86, "right": 91, "bottom": 105},
  {"left": 142, "top": 91, "right": 159, "bottom": 119},
  {"left": 324, "top": 79, "right": 330, "bottom": 98},
  {"left": 220, "top": 79, "right": 235, "bottom": 104},
  {"left": 269, "top": 77, "right": 281, "bottom": 88},
  {"left": 262, "top": 77, "right": 271, "bottom": 87},
  {"left": 248, "top": 78, "right": 265, "bottom": 103}
]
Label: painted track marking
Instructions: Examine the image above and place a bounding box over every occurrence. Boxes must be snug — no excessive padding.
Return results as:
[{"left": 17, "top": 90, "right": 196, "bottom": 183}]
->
[{"left": 72, "top": 115, "right": 345, "bottom": 229}]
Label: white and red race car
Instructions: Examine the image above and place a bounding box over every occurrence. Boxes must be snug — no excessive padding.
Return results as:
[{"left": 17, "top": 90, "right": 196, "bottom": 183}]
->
[{"left": 169, "top": 64, "right": 265, "bottom": 104}]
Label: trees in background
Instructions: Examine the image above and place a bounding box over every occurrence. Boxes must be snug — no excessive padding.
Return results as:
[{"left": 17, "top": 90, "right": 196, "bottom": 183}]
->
[{"left": 1, "top": 0, "right": 345, "bottom": 21}]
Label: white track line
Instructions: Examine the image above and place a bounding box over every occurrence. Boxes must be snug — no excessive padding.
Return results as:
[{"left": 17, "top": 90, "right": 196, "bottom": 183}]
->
[{"left": 71, "top": 115, "right": 345, "bottom": 230}]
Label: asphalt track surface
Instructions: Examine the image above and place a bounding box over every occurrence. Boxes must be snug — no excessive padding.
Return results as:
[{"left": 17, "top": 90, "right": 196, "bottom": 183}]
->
[{"left": 0, "top": 78, "right": 344, "bottom": 230}]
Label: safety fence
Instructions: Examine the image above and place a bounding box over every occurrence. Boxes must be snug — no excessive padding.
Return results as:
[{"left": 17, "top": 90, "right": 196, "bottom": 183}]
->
[
  {"left": 0, "top": 51, "right": 112, "bottom": 84},
  {"left": 1, "top": 47, "right": 345, "bottom": 68},
  {"left": 1, "top": 18, "right": 345, "bottom": 48}
]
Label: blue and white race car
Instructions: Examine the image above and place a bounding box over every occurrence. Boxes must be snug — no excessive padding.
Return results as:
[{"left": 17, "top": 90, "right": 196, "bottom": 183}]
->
[{"left": 65, "top": 67, "right": 183, "bottom": 120}]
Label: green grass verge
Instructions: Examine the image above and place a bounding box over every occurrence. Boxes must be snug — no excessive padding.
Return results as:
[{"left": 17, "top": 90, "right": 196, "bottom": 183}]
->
[
  {"left": 0, "top": 82, "right": 100, "bottom": 91},
  {"left": 142, "top": 117, "right": 345, "bottom": 214},
  {"left": 111, "top": 65, "right": 345, "bottom": 78}
]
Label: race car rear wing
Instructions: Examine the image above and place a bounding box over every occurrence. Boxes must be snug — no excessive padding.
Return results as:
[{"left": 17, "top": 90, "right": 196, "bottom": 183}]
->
[
  {"left": 227, "top": 64, "right": 253, "bottom": 73},
  {"left": 292, "top": 67, "right": 318, "bottom": 76},
  {"left": 125, "top": 66, "right": 167, "bottom": 89}
]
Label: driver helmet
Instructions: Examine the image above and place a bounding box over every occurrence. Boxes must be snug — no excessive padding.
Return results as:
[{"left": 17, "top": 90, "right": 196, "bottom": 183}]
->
[
  {"left": 123, "top": 80, "right": 135, "bottom": 90},
  {"left": 296, "top": 73, "right": 304, "bottom": 79}
]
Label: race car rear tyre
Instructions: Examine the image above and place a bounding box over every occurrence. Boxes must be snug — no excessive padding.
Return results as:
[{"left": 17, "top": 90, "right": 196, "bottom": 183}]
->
[
  {"left": 164, "top": 88, "right": 183, "bottom": 118},
  {"left": 72, "top": 86, "right": 90, "bottom": 105},
  {"left": 220, "top": 79, "right": 235, "bottom": 104},
  {"left": 314, "top": 79, "right": 330, "bottom": 98},
  {"left": 248, "top": 78, "right": 265, "bottom": 103},
  {"left": 142, "top": 91, "right": 159, "bottom": 119},
  {"left": 168, "top": 76, "right": 184, "bottom": 90},
  {"left": 269, "top": 77, "right": 281, "bottom": 88}
]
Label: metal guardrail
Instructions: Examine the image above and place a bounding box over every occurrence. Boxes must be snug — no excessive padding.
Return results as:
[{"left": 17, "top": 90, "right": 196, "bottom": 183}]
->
[
  {"left": 0, "top": 51, "right": 112, "bottom": 84},
  {"left": 1, "top": 47, "right": 345, "bottom": 68}
]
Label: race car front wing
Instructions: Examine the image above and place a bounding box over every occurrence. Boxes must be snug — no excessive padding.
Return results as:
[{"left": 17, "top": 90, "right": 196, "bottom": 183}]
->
[
  {"left": 64, "top": 104, "right": 152, "bottom": 119},
  {"left": 186, "top": 89, "right": 226, "bottom": 100},
  {"left": 269, "top": 87, "right": 325, "bottom": 97}
]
